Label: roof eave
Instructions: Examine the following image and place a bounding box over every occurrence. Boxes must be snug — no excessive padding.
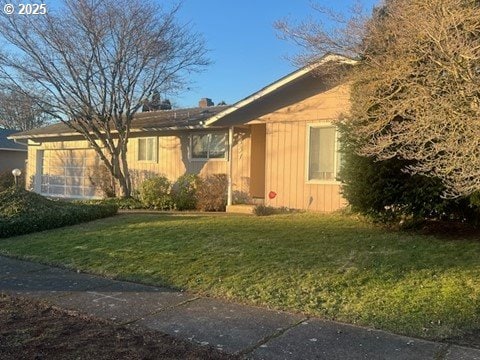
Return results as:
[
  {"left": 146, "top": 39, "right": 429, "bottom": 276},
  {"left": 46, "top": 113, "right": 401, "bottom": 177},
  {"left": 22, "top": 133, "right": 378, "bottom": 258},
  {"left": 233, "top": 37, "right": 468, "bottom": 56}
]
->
[
  {"left": 7, "top": 124, "right": 215, "bottom": 141},
  {"left": 204, "top": 54, "right": 357, "bottom": 127},
  {"left": 0, "top": 147, "right": 27, "bottom": 152},
  {"left": 8, "top": 132, "right": 79, "bottom": 140}
]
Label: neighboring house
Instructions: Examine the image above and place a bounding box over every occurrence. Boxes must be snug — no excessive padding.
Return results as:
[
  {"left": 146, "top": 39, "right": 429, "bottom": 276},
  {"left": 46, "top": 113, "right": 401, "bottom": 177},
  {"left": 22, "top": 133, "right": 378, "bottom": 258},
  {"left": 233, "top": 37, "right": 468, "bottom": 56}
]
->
[
  {"left": 0, "top": 129, "right": 27, "bottom": 173},
  {"left": 9, "top": 54, "right": 354, "bottom": 212}
]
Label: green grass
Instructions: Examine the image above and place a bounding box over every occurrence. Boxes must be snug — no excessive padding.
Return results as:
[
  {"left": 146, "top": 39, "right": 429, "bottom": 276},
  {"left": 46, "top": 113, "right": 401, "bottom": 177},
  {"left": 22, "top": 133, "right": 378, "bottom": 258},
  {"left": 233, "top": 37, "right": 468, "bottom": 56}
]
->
[{"left": 0, "top": 212, "right": 479, "bottom": 340}]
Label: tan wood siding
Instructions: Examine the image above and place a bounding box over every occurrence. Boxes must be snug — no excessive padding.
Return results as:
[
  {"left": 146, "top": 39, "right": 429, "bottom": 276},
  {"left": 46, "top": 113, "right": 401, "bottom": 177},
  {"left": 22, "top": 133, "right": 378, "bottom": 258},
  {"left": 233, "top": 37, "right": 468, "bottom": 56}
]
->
[
  {"left": 127, "top": 129, "right": 250, "bottom": 194},
  {"left": 261, "top": 83, "right": 349, "bottom": 212},
  {"left": 249, "top": 124, "right": 266, "bottom": 198},
  {"left": 26, "top": 129, "right": 251, "bottom": 197},
  {"left": 24, "top": 81, "right": 349, "bottom": 211}
]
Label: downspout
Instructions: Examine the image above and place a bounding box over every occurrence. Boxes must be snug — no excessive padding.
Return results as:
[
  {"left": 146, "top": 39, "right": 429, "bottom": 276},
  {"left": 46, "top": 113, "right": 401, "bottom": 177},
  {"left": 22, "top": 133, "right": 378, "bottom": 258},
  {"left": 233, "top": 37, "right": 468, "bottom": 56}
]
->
[
  {"left": 227, "top": 126, "right": 234, "bottom": 207},
  {"left": 13, "top": 139, "right": 28, "bottom": 146}
]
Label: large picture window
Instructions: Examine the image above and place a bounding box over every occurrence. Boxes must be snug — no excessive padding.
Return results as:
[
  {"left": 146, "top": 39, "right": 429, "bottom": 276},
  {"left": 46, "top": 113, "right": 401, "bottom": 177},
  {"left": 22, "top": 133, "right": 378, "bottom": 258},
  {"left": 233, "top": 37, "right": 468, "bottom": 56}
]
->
[
  {"left": 137, "top": 137, "right": 157, "bottom": 162},
  {"left": 191, "top": 132, "right": 227, "bottom": 160},
  {"left": 308, "top": 125, "right": 341, "bottom": 182}
]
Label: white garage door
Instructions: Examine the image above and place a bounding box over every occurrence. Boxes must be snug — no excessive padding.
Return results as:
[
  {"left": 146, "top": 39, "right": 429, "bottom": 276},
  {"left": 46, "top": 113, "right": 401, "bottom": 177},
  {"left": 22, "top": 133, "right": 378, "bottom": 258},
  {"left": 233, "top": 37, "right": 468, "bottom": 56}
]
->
[{"left": 40, "top": 149, "right": 101, "bottom": 198}]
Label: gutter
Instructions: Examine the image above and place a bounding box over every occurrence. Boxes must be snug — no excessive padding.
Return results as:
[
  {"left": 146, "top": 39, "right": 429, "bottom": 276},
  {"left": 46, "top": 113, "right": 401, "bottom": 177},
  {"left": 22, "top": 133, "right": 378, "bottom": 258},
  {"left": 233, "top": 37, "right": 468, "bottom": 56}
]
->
[
  {"left": 0, "top": 148, "right": 27, "bottom": 152},
  {"left": 6, "top": 124, "right": 223, "bottom": 141},
  {"left": 13, "top": 138, "right": 28, "bottom": 146}
]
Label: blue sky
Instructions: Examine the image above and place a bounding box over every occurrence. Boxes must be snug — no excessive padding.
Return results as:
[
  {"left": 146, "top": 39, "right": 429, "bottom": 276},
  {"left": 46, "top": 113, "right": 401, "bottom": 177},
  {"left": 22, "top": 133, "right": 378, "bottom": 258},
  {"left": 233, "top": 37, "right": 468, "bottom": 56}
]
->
[
  {"left": 40, "top": 0, "right": 379, "bottom": 108},
  {"left": 175, "top": 0, "right": 379, "bottom": 108}
]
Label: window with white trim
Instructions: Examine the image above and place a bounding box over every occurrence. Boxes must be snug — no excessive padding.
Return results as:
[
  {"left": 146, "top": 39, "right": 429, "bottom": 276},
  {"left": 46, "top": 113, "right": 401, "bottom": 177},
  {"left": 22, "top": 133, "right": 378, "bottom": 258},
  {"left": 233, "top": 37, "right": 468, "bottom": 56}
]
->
[
  {"left": 137, "top": 137, "right": 157, "bottom": 162},
  {"left": 190, "top": 132, "right": 227, "bottom": 160},
  {"left": 308, "top": 125, "right": 341, "bottom": 182}
]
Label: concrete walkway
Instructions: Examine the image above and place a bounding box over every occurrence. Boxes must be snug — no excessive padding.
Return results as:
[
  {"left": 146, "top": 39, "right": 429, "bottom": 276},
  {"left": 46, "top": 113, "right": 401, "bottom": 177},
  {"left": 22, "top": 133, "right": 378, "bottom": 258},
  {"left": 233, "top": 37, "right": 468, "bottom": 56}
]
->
[{"left": 1, "top": 255, "right": 479, "bottom": 360}]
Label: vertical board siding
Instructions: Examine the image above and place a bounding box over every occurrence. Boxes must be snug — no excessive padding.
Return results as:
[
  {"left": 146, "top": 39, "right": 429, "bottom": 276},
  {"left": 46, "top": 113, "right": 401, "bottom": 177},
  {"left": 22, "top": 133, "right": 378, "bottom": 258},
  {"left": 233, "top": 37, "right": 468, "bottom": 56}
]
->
[
  {"left": 127, "top": 130, "right": 250, "bottom": 193},
  {"left": 249, "top": 124, "right": 266, "bottom": 198},
  {"left": 24, "top": 81, "right": 349, "bottom": 212},
  {"left": 261, "top": 83, "right": 349, "bottom": 212},
  {"left": 265, "top": 120, "right": 345, "bottom": 212},
  {"left": 27, "top": 129, "right": 252, "bottom": 197}
]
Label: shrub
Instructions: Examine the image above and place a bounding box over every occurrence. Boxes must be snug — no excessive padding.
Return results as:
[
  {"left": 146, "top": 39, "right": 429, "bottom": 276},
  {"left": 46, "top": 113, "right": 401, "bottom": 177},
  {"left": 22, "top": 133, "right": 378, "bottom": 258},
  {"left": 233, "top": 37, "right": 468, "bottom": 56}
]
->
[
  {"left": 172, "top": 174, "right": 200, "bottom": 211},
  {"left": 253, "top": 205, "right": 301, "bottom": 216},
  {"left": 139, "top": 175, "right": 173, "bottom": 210},
  {"left": 253, "top": 205, "right": 276, "bottom": 216},
  {"left": 196, "top": 174, "right": 228, "bottom": 212},
  {"left": 0, "top": 170, "right": 25, "bottom": 191},
  {"left": 233, "top": 190, "right": 251, "bottom": 205},
  {"left": 0, "top": 188, "right": 118, "bottom": 238},
  {"left": 338, "top": 132, "right": 474, "bottom": 223},
  {"left": 81, "top": 197, "right": 144, "bottom": 210}
]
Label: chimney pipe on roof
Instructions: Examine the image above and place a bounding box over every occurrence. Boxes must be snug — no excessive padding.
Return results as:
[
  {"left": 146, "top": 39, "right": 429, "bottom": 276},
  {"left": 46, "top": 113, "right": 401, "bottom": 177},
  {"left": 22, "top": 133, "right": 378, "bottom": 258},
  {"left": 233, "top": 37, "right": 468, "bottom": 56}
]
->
[{"left": 199, "top": 98, "right": 214, "bottom": 108}]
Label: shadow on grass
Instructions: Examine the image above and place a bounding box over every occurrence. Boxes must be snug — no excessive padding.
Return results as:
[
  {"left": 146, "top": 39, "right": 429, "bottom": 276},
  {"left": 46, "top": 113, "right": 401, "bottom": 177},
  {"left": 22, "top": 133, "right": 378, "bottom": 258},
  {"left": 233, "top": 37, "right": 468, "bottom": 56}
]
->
[{"left": 406, "top": 220, "right": 480, "bottom": 241}]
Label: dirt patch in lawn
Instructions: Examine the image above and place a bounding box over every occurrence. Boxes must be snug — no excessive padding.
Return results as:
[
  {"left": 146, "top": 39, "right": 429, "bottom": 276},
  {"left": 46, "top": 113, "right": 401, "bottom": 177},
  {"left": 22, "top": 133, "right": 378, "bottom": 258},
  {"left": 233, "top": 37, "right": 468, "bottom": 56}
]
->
[{"left": 0, "top": 293, "right": 237, "bottom": 360}]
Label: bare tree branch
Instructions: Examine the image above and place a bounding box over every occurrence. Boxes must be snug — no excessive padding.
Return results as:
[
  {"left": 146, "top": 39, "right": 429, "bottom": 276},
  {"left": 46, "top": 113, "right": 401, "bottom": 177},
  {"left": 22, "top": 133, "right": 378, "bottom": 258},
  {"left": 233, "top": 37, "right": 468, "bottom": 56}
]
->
[
  {"left": 0, "top": 0, "right": 210, "bottom": 197},
  {"left": 0, "top": 89, "right": 52, "bottom": 130},
  {"left": 277, "top": 0, "right": 480, "bottom": 198}
]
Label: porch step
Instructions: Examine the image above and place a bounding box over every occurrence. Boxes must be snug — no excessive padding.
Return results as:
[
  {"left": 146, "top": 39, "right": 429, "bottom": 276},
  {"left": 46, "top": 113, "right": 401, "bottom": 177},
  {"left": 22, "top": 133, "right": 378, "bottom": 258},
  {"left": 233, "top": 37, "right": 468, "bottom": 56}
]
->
[
  {"left": 251, "top": 197, "right": 265, "bottom": 205},
  {"left": 226, "top": 204, "right": 255, "bottom": 214}
]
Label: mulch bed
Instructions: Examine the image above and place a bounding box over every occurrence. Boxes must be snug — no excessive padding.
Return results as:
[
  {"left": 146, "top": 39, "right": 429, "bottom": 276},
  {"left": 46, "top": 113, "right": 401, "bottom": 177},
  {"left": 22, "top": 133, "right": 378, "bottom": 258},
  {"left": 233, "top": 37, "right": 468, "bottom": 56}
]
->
[{"left": 0, "top": 293, "right": 238, "bottom": 360}]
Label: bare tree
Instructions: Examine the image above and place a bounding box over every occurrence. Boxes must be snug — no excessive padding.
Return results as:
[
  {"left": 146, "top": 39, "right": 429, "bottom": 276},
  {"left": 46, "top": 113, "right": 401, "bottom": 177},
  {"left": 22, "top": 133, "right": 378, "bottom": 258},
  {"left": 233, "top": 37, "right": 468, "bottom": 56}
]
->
[
  {"left": 0, "top": 90, "right": 51, "bottom": 130},
  {"left": 0, "top": 0, "right": 209, "bottom": 197},
  {"left": 277, "top": 0, "right": 480, "bottom": 198},
  {"left": 274, "top": 1, "right": 371, "bottom": 65},
  {"left": 347, "top": 0, "right": 480, "bottom": 198}
]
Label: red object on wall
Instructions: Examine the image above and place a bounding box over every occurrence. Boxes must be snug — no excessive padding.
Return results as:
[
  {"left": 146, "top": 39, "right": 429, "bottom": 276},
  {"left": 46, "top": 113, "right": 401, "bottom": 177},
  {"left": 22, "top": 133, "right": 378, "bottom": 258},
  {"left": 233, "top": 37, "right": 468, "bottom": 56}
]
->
[{"left": 268, "top": 191, "right": 277, "bottom": 199}]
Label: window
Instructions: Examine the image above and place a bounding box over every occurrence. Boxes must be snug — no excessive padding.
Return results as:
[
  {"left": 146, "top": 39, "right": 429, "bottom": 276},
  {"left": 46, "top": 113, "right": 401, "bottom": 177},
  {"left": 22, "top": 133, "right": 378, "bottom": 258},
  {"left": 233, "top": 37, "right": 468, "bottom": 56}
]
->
[
  {"left": 308, "top": 125, "right": 341, "bottom": 182},
  {"left": 191, "top": 132, "right": 227, "bottom": 160},
  {"left": 138, "top": 137, "right": 157, "bottom": 162}
]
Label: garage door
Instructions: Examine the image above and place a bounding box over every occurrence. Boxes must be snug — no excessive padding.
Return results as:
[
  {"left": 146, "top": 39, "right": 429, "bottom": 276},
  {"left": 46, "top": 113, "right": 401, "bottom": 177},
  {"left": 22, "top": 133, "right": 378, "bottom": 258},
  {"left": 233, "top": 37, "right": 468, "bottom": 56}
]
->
[{"left": 40, "top": 149, "right": 101, "bottom": 198}]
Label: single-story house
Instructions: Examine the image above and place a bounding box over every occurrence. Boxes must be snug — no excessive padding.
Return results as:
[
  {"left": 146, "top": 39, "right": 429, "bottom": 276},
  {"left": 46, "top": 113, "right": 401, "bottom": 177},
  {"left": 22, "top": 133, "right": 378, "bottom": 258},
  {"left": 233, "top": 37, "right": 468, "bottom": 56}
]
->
[
  {"left": 9, "top": 54, "right": 354, "bottom": 212},
  {"left": 0, "top": 129, "right": 27, "bottom": 173}
]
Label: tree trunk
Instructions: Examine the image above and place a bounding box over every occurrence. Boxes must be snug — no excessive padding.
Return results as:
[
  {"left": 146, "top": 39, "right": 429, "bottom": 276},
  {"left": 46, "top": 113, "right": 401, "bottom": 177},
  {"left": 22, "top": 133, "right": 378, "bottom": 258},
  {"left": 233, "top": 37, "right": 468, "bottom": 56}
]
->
[
  {"left": 119, "top": 141, "right": 132, "bottom": 198},
  {"left": 110, "top": 150, "right": 131, "bottom": 198}
]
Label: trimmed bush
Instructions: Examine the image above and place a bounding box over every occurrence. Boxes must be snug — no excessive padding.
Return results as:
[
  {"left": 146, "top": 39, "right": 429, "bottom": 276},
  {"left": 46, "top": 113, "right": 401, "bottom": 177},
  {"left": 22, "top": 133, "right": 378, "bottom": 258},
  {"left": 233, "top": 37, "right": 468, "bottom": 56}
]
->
[
  {"left": 253, "top": 205, "right": 276, "bottom": 216},
  {"left": 0, "top": 187, "right": 118, "bottom": 238},
  {"left": 172, "top": 174, "right": 200, "bottom": 211},
  {"left": 253, "top": 205, "right": 302, "bottom": 216},
  {"left": 81, "top": 197, "right": 144, "bottom": 210},
  {"left": 196, "top": 174, "right": 228, "bottom": 212},
  {"left": 139, "top": 176, "right": 173, "bottom": 210}
]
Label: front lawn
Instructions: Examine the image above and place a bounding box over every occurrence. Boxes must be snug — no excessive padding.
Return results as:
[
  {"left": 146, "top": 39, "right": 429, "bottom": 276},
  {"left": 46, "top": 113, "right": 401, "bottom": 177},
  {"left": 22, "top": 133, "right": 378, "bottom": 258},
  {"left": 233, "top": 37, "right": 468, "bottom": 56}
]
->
[{"left": 0, "top": 213, "right": 479, "bottom": 341}]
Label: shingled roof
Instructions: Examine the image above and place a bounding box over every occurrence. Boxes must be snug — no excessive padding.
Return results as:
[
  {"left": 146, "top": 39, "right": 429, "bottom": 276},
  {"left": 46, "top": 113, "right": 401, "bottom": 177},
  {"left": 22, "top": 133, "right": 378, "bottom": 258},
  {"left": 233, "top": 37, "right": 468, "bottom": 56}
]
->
[
  {"left": 9, "top": 105, "right": 230, "bottom": 140},
  {"left": 0, "top": 129, "right": 27, "bottom": 151}
]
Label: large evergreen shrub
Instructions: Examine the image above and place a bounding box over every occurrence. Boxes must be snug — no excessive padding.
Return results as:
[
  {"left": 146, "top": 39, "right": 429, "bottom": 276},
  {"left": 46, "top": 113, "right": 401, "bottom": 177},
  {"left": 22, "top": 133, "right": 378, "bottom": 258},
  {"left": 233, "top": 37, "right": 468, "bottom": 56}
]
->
[{"left": 338, "top": 123, "right": 475, "bottom": 223}]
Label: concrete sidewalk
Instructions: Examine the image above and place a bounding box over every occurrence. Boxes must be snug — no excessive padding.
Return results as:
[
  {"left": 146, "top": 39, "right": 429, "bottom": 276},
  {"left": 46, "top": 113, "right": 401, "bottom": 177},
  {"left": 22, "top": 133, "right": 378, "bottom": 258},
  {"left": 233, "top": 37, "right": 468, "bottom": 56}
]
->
[{"left": 1, "top": 255, "right": 479, "bottom": 360}]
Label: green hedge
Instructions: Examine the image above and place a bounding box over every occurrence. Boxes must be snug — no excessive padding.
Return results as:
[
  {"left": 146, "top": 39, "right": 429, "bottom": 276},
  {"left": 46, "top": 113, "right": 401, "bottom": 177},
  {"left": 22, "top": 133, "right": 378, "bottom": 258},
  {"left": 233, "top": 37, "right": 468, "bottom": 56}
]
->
[
  {"left": 82, "top": 197, "right": 144, "bottom": 210},
  {"left": 0, "top": 188, "right": 118, "bottom": 238}
]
